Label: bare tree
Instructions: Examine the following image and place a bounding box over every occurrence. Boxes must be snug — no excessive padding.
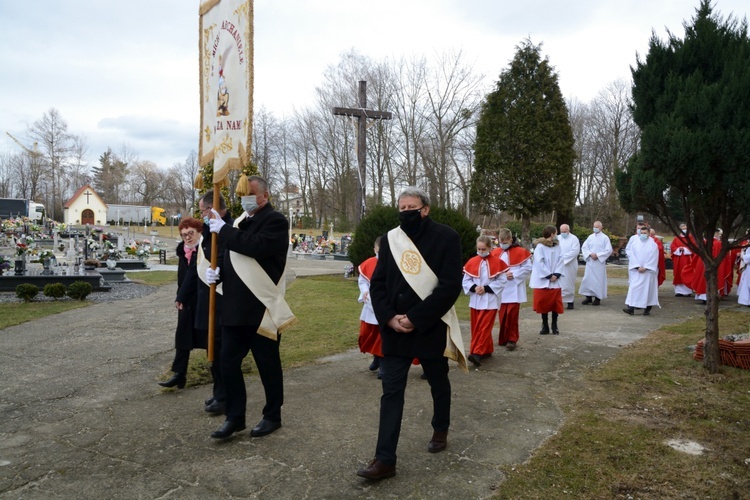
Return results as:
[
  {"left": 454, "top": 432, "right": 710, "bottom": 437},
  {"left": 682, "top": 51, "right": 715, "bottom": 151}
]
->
[{"left": 27, "top": 108, "right": 73, "bottom": 219}]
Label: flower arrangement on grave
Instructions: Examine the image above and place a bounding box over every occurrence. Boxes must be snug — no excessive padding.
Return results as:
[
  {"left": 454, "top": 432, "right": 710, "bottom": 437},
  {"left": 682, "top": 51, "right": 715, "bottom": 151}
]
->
[
  {"left": 87, "top": 237, "right": 100, "bottom": 253},
  {"left": 102, "top": 241, "right": 122, "bottom": 261},
  {"left": 0, "top": 255, "right": 11, "bottom": 274},
  {"left": 36, "top": 250, "right": 55, "bottom": 262},
  {"left": 15, "top": 242, "right": 29, "bottom": 257}
]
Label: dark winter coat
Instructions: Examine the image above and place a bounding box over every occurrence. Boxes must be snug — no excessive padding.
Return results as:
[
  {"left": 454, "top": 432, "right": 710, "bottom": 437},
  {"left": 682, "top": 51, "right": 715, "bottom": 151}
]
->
[
  {"left": 174, "top": 240, "right": 206, "bottom": 350},
  {"left": 217, "top": 203, "right": 289, "bottom": 327},
  {"left": 370, "top": 217, "right": 463, "bottom": 359},
  {"left": 194, "top": 211, "right": 234, "bottom": 331}
]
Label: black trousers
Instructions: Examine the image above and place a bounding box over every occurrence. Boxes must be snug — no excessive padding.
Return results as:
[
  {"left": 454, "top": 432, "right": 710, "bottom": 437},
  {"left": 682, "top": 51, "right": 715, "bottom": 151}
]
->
[
  {"left": 195, "top": 328, "right": 226, "bottom": 402},
  {"left": 170, "top": 349, "right": 190, "bottom": 375},
  {"left": 221, "top": 325, "right": 283, "bottom": 424},
  {"left": 375, "top": 355, "right": 451, "bottom": 466}
]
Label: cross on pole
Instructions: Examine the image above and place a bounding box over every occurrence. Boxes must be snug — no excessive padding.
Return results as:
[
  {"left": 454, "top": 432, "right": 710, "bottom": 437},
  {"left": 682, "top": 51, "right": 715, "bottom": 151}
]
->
[{"left": 332, "top": 80, "right": 392, "bottom": 223}]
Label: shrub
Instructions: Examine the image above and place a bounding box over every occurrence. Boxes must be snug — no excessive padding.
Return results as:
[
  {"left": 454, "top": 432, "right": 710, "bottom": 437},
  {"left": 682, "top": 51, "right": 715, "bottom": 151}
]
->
[
  {"left": 43, "top": 282, "right": 67, "bottom": 300},
  {"left": 67, "top": 281, "right": 93, "bottom": 300},
  {"left": 15, "top": 283, "right": 39, "bottom": 302}
]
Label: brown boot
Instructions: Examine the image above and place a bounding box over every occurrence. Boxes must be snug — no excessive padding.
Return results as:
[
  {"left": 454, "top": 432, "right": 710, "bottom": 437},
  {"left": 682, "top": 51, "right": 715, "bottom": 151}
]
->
[
  {"left": 356, "top": 458, "right": 396, "bottom": 480},
  {"left": 428, "top": 430, "right": 448, "bottom": 453}
]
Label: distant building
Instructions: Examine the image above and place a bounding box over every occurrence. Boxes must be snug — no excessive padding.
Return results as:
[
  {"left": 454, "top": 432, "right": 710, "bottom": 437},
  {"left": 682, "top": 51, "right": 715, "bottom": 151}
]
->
[
  {"left": 63, "top": 185, "right": 107, "bottom": 226},
  {"left": 274, "top": 187, "right": 306, "bottom": 226}
]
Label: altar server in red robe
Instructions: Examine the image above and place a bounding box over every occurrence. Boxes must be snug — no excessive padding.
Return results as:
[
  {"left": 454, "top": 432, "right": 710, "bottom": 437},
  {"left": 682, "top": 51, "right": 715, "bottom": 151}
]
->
[
  {"left": 670, "top": 223, "right": 694, "bottom": 297},
  {"left": 463, "top": 235, "right": 507, "bottom": 366},
  {"left": 491, "top": 228, "right": 532, "bottom": 351},
  {"left": 358, "top": 237, "right": 384, "bottom": 377}
]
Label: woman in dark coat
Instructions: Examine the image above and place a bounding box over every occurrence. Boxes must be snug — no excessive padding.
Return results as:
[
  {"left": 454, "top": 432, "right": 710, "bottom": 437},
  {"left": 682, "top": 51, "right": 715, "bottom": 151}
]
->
[{"left": 159, "top": 217, "right": 207, "bottom": 388}]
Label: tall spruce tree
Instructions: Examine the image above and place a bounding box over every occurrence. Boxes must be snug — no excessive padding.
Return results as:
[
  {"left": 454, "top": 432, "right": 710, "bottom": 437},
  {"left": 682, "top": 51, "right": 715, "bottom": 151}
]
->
[
  {"left": 616, "top": 1, "right": 750, "bottom": 373},
  {"left": 470, "top": 39, "right": 575, "bottom": 246}
]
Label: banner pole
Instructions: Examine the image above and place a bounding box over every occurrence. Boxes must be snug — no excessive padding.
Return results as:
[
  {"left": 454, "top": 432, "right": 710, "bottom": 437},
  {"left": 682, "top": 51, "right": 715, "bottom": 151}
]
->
[{"left": 207, "top": 182, "right": 220, "bottom": 362}]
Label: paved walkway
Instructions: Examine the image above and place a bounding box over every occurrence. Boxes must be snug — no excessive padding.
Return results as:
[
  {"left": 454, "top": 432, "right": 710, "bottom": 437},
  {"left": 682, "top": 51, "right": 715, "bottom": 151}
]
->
[{"left": 0, "top": 258, "right": 740, "bottom": 499}]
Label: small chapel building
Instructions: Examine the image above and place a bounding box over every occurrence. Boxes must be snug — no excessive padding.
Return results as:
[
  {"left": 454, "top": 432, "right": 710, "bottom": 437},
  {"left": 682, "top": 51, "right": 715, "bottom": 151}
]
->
[{"left": 63, "top": 185, "right": 108, "bottom": 226}]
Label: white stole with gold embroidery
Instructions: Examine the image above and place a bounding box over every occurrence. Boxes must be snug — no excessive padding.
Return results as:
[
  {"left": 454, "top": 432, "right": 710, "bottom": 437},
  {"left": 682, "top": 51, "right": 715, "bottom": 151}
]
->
[
  {"left": 387, "top": 227, "right": 467, "bottom": 372},
  {"left": 199, "top": 214, "right": 296, "bottom": 340}
]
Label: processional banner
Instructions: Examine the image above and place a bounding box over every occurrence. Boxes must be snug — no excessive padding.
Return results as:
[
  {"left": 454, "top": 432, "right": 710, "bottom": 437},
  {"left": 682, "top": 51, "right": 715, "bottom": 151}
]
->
[{"left": 198, "top": 0, "right": 253, "bottom": 184}]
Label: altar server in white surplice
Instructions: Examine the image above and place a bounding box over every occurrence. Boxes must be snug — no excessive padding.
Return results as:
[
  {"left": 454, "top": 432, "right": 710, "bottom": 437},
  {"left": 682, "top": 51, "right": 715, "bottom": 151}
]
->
[
  {"left": 578, "top": 221, "right": 613, "bottom": 306},
  {"left": 737, "top": 247, "right": 750, "bottom": 307},
  {"left": 557, "top": 224, "right": 580, "bottom": 310},
  {"left": 622, "top": 226, "right": 660, "bottom": 316}
]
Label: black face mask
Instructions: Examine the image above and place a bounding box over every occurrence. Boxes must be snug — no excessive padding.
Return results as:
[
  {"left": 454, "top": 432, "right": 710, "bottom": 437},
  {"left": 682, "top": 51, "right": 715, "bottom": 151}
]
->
[{"left": 399, "top": 208, "right": 424, "bottom": 234}]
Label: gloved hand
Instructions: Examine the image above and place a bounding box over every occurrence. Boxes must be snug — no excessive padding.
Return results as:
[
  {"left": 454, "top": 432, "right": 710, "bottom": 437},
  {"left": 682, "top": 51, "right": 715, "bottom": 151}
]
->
[
  {"left": 205, "top": 266, "right": 220, "bottom": 284},
  {"left": 208, "top": 209, "right": 226, "bottom": 233}
]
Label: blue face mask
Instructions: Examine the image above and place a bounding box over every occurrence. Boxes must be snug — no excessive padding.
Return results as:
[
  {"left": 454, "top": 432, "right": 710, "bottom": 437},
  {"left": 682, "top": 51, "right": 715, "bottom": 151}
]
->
[
  {"left": 477, "top": 250, "right": 490, "bottom": 258},
  {"left": 500, "top": 243, "right": 510, "bottom": 250},
  {"left": 639, "top": 233, "right": 649, "bottom": 241},
  {"left": 241, "top": 195, "right": 259, "bottom": 213},
  {"left": 203, "top": 216, "right": 210, "bottom": 225},
  {"left": 560, "top": 232, "right": 569, "bottom": 239},
  {"left": 593, "top": 228, "right": 600, "bottom": 234}
]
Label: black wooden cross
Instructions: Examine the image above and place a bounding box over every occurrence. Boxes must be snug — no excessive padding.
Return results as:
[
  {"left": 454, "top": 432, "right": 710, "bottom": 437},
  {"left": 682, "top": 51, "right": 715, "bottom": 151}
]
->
[
  {"left": 332, "top": 80, "right": 392, "bottom": 223},
  {"left": 83, "top": 190, "right": 92, "bottom": 204}
]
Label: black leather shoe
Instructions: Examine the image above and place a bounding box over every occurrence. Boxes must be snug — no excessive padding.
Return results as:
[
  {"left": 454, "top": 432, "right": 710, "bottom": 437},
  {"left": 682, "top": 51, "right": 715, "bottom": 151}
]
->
[
  {"left": 428, "top": 430, "right": 448, "bottom": 453},
  {"left": 377, "top": 366, "right": 384, "bottom": 379},
  {"left": 643, "top": 306, "right": 652, "bottom": 316},
  {"left": 567, "top": 302, "right": 574, "bottom": 310},
  {"left": 204, "top": 397, "right": 215, "bottom": 406},
  {"left": 210, "top": 420, "right": 245, "bottom": 439},
  {"left": 539, "top": 326, "right": 550, "bottom": 335},
  {"left": 622, "top": 307, "right": 635, "bottom": 315},
  {"left": 552, "top": 326, "right": 559, "bottom": 335},
  {"left": 368, "top": 356, "right": 381, "bottom": 371},
  {"left": 250, "top": 419, "right": 281, "bottom": 437},
  {"left": 205, "top": 400, "right": 226, "bottom": 415},
  {"left": 582, "top": 297, "right": 592, "bottom": 305},
  {"left": 467, "top": 354, "right": 481, "bottom": 366},
  {"left": 357, "top": 459, "right": 396, "bottom": 480},
  {"left": 158, "top": 373, "right": 186, "bottom": 389},
  {"left": 506, "top": 341, "right": 516, "bottom": 351},
  {"left": 593, "top": 298, "right": 601, "bottom": 306}
]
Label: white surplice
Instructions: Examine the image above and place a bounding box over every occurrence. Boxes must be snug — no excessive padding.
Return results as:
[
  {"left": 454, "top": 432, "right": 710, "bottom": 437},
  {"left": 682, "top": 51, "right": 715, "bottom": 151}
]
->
[
  {"left": 558, "top": 233, "right": 580, "bottom": 303},
  {"left": 738, "top": 248, "right": 750, "bottom": 306},
  {"left": 578, "top": 232, "right": 613, "bottom": 299},
  {"left": 624, "top": 235, "right": 660, "bottom": 309}
]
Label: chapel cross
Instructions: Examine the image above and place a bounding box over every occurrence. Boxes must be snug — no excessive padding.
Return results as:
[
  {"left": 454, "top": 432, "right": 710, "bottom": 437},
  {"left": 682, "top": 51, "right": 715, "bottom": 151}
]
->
[
  {"left": 83, "top": 190, "right": 92, "bottom": 204},
  {"left": 332, "top": 80, "right": 392, "bottom": 223}
]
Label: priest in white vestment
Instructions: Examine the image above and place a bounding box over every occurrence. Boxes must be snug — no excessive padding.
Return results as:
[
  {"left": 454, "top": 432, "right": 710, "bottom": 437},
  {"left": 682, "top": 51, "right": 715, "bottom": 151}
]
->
[
  {"left": 558, "top": 224, "right": 580, "bottom": 309},
  {"left": 578, "top": 221, "right": 613, "bottom": 305},
  {"left": 737, "top": 247, "right": 750, "bottom": 307},
  {"left": 623, "top": 226, "right": 660, "bottom": 315}
]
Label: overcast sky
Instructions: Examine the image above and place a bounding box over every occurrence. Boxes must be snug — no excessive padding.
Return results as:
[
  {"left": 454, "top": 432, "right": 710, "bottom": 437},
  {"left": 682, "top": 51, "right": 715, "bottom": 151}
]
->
[{"left": 0, "top": 0, "right": 747, "bottom": 171}]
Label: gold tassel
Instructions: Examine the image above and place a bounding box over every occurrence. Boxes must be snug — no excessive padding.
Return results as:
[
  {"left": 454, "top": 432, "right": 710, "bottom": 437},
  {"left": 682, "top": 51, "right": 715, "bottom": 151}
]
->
[
  {"left": 235, "top": 174, "right": 249, "bottom": 196},
  {"left": 193, "top": 173, "right": 204, "bottom": 189}
]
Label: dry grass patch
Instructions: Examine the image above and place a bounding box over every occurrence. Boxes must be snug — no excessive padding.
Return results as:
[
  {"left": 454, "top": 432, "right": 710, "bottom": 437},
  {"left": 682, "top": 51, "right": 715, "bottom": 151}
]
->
[{"left": 497, "top": 309, "right": 750, "bottom": 499}]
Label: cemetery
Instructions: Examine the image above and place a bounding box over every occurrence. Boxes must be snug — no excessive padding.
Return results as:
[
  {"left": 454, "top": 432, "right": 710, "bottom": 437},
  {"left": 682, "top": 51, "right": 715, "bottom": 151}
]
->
[{"left": 0, "top": 216, "right": 159, "bottom": 292}]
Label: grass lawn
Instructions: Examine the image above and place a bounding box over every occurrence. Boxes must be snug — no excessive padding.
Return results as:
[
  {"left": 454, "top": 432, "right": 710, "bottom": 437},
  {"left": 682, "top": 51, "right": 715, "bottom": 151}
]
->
[
  {"left": 497, "top": 308, "right": 750, "bottom": 498},
  {"left": 0, "top": 300, "right": 91, "bottom": 330}
]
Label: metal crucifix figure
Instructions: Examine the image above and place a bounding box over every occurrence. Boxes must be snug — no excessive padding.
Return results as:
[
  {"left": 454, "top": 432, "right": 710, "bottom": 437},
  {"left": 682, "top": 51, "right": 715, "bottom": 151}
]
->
[{"left": 332, "top": 80, "right": 392, "bottom": 223}]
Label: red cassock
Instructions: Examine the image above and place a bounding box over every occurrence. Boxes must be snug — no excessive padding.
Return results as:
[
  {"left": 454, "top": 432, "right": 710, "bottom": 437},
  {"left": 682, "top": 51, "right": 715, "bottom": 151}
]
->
[
  {"left": 651, "top": 236, "right": 666, "bottom": 286},
  {"left": 357, "top": 257, "right": 383, "bottom": 357},
  {"left": 691, "top": 238, "right": 723, "bottom": 296},
  {"left": 464, "top": 255, "right": 508, "bottom": 356},
  {"left": 671, "top": 235, "right": 695, "bottom": 286},
  {"left": 490, "top": 246, "right": 531, "bottom": 346}
]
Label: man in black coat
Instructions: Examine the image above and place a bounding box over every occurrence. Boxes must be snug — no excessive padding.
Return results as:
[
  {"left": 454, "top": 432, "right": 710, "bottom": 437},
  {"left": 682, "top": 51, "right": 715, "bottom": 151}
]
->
[
  {"left": 357, "top": 186, "right": 463, "bottom": 480},
  {"left": 195, "top": 191, "right": 233, "bottom": 415},
  {"left": 206, "top": 175, "right": 290, "bottom": 440}
]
